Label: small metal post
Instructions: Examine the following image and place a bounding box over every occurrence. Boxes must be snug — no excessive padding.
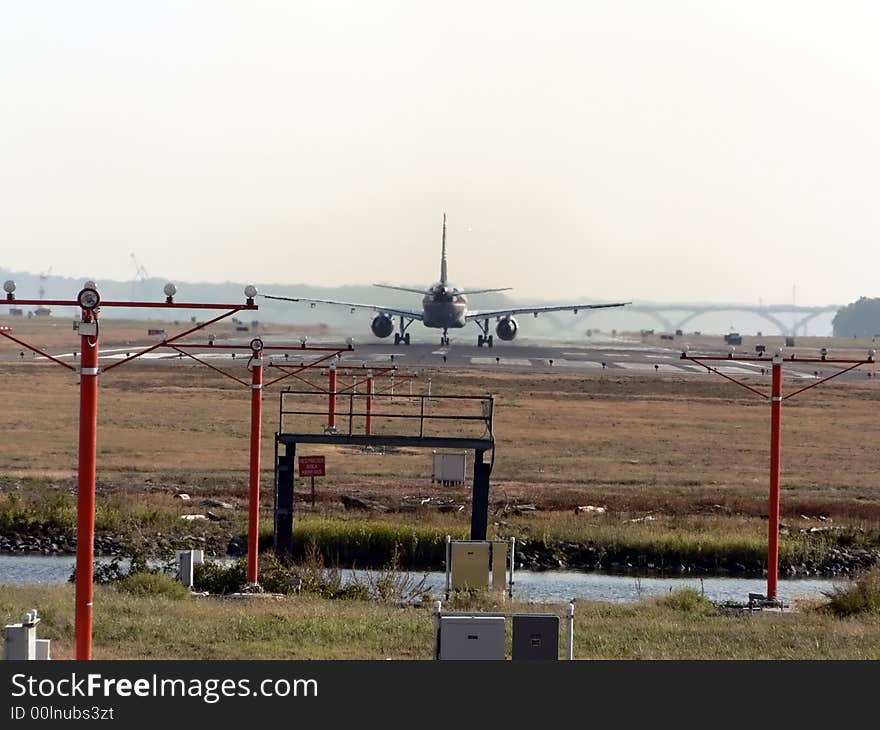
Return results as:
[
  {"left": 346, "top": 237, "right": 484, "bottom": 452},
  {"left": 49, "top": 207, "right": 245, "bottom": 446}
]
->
[
  {"left": 365, "top": 371, "right": 373, "bottom": 435},
  {"left": 433, "top": 600, "right": 442, "bottom": 659},
  {"left": 568, "top": 601, "right": 575, "bottom": 660},
  {"left": 246, "top": 352, "right": 263, "bottom": 585},
  {"left": 328, "top": 363, "right": 337, "bottom": 429},
  {"left": 768, "top": 356, "right": 783, "bottom": 601},
  {"left": 509, "top": 536, "right": 516, "bottom": 598},
  {"left": 445, "top": 535, "right": 452, "bottom": 599}
]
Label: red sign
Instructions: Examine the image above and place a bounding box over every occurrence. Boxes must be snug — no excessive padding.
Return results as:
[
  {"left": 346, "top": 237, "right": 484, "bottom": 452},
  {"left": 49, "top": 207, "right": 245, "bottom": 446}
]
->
[{"left": 298, "top": 455, "right": 325, "bottom": 477}]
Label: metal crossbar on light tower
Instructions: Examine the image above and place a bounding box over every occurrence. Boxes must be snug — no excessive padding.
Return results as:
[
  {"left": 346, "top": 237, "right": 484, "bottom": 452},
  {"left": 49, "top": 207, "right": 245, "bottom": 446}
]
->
[
  {"left": 681, "top": 347, "right": 876, "bottom": 603},
  {"left": 1, "top": 281, "right": 353, "bottom": 658},
  {"left": 1, "top": 283, "right": 257, "bottom": 660}
]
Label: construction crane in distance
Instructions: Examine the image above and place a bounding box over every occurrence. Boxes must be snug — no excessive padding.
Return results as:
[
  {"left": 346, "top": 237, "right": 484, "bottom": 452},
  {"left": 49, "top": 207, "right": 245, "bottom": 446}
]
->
[
  {"left": 130, "top": 253, "right": 148, "bottom": 282},
  {"left": 38, "top": 266, "right": 52, "bottom": 299}
]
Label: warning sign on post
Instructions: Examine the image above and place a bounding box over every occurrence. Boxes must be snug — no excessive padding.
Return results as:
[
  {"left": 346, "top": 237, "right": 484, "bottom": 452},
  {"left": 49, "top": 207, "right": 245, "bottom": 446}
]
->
[{"left": 298, "top": 455, "right": 325, "bottom": 477}]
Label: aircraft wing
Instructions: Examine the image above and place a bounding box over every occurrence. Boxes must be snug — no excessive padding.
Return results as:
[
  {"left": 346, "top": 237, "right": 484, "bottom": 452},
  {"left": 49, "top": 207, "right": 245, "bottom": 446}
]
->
[
  {"left": 262, "top": 294, "right": 424, "bottom": 321},
  {"left": 466, "top": 301, "right": 630, "bottom": 320}
]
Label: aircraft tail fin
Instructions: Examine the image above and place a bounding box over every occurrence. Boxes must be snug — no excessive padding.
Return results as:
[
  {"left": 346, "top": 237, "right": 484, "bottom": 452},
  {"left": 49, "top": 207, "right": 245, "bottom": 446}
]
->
[{"left": 440, "top": 213, "right": 448, "bottom": 285}]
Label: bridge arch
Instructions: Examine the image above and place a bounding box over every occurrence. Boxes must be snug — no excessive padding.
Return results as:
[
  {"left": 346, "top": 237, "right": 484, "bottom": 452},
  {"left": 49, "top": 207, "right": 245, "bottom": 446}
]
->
[
  {"left": 574, "top": 307, "right": 674, "bottom": 333},
  {"left": 673, "top": 309, "right": 790, "bottom": 336},
  {"left": 790, "top": 311, "right": 836, "bottom": 336}
]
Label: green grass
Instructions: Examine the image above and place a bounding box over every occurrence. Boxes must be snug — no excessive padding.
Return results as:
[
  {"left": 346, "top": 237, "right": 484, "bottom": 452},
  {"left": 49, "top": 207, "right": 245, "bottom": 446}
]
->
[
  {"left": 118, "top": 572, "right": 189, "bottom": 600},
  {"left": 3, "top": 584, "right": 880, "bottom": 659},
  {"left": 823, "top": 567, "right": 880, "bottom": 617},
  {"left": 282, "top": 518, "right": 464, "bottom": 568}
]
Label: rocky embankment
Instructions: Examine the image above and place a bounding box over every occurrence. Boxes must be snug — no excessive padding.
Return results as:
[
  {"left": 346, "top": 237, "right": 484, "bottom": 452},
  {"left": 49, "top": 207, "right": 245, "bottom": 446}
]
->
[
  {"left": 0, "top": 522, "right": 231, "bottom": 559},
  {"left": 3, "top": 522, "right": 879, "bottom": 578},
  {"left": 514, "top": 538, "right": 880, "bottom": 578}
]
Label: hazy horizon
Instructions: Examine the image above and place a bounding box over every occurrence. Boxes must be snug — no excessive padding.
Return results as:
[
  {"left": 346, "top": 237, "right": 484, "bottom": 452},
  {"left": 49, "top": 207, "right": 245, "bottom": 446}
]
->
[{"left": 2, "top": 2, "right": 878, "bottom": 308}]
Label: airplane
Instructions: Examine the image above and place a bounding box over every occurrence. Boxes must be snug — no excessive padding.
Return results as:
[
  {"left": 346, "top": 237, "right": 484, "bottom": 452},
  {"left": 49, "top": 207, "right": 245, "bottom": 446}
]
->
[{"left": 263, "top": 215, "right": 630, "bottom": 347}]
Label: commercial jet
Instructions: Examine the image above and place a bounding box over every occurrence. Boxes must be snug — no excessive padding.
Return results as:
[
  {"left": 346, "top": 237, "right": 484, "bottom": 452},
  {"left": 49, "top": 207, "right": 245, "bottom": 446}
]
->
[{"left": 263, "top": 215, "right": 629, "bottom": 347}]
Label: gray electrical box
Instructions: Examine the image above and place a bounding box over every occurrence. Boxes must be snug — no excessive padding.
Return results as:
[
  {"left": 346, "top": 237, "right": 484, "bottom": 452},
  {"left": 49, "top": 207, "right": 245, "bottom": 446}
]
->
[
  {"left": 437, "top": 615, "right": 506, "bottom": 660},
  {"left": 512, "top": 614, "right": 559, "bottom": 661},
  {"left": 432, "top": 452, "right": 467, "bottom": 485}
]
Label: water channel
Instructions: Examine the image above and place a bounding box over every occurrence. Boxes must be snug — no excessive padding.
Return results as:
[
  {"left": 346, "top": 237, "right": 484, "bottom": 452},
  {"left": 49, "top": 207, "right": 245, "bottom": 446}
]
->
[{"left": 0, "top": 554, "right": 843, "bottom": 604}]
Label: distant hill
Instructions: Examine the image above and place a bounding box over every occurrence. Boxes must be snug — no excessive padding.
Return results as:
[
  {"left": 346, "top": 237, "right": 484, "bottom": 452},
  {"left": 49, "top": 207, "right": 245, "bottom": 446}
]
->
[
  {"left": 832, "top": 297, "right": 880, "bottom": 337},
  {"left": 0, "top": 267, "right": 840, "bottom": 338}
]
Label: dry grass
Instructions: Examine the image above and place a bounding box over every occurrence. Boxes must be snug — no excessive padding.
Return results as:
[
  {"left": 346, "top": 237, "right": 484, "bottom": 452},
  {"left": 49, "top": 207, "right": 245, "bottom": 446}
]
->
[{"left": 1, "top": 333, "right": 880, "bottom": 561}]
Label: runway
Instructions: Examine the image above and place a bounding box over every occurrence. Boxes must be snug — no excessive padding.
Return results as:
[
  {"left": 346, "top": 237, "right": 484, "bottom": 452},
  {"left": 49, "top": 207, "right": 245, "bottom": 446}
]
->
[{"left": 13, "top": 334, "right": 870, "bottom": 382}]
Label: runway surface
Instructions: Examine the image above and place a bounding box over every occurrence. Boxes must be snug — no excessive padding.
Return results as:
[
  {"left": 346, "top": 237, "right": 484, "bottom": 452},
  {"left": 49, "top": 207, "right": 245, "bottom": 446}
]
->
[{"left": 11, "top": 333, "right": 875, "bottom": 382}]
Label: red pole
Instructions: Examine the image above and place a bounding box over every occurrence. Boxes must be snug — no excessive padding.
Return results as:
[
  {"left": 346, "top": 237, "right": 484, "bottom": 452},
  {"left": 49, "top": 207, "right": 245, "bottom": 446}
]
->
[
  {"left": 767, "top": 358, "right": 783, "bottom": 601},
  {"left": 366, "top": 371, "right": 373, "bottom": 435},
  {"left": 247, "top": 355, "right": 263, "bottom": 585},
  {"left": 75, "top": 310, "right": 100, "bottom": 660},
  {"left": 328, "top": 364, "right": 337, "bottom": 429}
]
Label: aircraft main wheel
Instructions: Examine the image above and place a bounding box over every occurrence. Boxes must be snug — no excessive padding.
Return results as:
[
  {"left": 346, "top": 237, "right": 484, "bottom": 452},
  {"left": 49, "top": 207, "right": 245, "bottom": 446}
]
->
[
  {"left": 487, "top": 335, "right": 494, "bottom": 348},
  {"left": 477, "top": 335, "right": 484, "bottom": 347},
  {"left": 394, "top": 334, "right": 400, "bottom": 345},
  {"left": 404, "top": 333, "right": 410, "bottom": 345}
]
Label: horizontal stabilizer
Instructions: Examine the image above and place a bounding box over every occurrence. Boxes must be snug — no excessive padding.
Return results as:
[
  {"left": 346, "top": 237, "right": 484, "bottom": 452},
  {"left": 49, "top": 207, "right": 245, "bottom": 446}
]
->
[{"left": 373, "top": 284, "right": 432, "bottom": 295}]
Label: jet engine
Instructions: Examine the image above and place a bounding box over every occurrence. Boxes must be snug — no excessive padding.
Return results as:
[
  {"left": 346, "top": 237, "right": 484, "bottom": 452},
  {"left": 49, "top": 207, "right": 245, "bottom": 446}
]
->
[
  {"left": 371, "top": 314, "right": 394, "bottom": 338},
  {"left": 495, "top": 317, "right": 519, "bottom": 341}
]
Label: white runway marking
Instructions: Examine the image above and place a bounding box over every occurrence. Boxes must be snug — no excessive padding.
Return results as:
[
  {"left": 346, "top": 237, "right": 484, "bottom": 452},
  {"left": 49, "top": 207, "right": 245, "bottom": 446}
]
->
[
  {"left": 547, "top": 359, "right": 604, "bottom": 368},
  {"left": 470, "top": 357, "right": 532, "bottom": 366},
  {"left": 364, "top": 353, "right": 406, "bottom": 360},
  {"left": 713, "top": 365, "right": 769, "bottom": 376},
  {"left": 614, "top": 362, "right": 684, "bottom": 373}
]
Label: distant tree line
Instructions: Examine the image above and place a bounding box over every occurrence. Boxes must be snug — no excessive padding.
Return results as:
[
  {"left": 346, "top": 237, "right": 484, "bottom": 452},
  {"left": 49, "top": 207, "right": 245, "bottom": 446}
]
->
[{"left": 832, "top": 297, "right": 880, "bottom": 337}]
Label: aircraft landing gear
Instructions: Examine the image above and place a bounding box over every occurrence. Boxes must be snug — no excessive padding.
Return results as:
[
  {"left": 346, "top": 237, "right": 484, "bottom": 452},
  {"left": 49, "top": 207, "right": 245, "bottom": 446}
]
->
[
  {"left": 476, "top": 320, "right": 493, "bottom": 348},
  {"left": 394, "top": 317, "right": 414, "bottom": 345}
]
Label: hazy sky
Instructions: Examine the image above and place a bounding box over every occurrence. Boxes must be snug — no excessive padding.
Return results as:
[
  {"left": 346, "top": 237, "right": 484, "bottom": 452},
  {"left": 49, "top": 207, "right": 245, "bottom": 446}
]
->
[{"left": 1, "top": 1, "right": 878, "bottom": 306}]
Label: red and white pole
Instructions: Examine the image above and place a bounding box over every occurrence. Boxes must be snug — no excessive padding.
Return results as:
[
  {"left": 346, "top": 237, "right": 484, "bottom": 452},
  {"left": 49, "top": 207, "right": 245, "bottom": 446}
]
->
[
  {"left": 75, "top": 308, "right": 100, "bottom": 660},
  {"left": 328, "top": 363, "right": 337, "bottom": 429},
  {"left": 767, "top": 355, "right": 783, "bottom": 601},
  {"left": 365, "top": 371, "right": 373, "bottom": 435},
  {"left": 246, "top": 350, "right": 263, "bottom": 585}
]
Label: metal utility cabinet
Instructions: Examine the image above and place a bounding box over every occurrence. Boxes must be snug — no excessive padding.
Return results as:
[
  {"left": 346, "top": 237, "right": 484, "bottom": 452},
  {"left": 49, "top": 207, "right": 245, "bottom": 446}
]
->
[
  {"left": 512, "top": 614, "right": 560, "bottom": 661},
  {"left": 435, "top": 615, "right": 506, "bottom": 660},
  {"left": 432, "top": 451, "right": 467, "bottom": 485}
]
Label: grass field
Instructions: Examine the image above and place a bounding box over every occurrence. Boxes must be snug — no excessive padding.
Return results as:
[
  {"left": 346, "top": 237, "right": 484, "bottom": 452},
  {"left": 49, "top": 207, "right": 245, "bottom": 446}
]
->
[
  {"left": 1, "top": 331, "right": 880, "bottom": 570},
  {"left": 2, "top": 583, "right": 879, "bottom": 660},
  {"left": 3, "top": 325, "right": 880, "bottom": 658}
]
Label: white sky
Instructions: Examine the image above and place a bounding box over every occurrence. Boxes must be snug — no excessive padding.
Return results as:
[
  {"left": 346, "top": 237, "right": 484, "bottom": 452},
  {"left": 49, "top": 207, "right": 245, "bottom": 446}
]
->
[{"left": 1, "top": 1, "right": 878, "bottom": 306}]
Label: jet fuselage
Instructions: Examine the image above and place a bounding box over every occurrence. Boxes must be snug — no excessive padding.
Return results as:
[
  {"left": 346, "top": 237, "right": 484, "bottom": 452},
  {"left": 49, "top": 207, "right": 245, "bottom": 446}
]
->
[{"left": 421, "top": 281, "right": 468, "bottom": 329}]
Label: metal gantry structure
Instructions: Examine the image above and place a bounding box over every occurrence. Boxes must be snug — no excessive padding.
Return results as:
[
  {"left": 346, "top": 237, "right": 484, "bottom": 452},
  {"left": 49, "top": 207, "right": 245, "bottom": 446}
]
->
[
  {"left": 680, "top": 345, "right": 876, "bottom": 603},
  {"left": 0, "top": 279, "right": 352, "bottom": 660},
  {"left": 274, "top": 388, "right": 496, "bottom": 554}
]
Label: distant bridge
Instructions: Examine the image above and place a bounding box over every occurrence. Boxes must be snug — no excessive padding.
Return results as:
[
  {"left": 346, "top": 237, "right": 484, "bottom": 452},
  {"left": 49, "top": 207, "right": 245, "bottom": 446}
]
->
[{"left": 543, "top": 304, "right": 841, "bottom": 337}]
